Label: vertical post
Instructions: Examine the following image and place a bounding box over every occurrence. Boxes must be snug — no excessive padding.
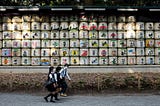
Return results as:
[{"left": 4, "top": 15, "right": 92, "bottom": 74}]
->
[
  {"left": 9, "top": 71, "right": 13, "bottom": 91},
  {"left": 137, "top": 73, "right": 141, "bottom": 90}
]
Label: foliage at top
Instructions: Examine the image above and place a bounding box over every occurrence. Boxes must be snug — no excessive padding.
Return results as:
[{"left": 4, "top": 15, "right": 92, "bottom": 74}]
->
[{"left": 0, "top": 0, "right": 160, "bottom": 6}]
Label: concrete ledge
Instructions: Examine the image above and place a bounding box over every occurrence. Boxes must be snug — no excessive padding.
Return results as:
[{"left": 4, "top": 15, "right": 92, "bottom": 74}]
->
[{"left": 0, "top": 65, "right": 160, "bottom": 73}]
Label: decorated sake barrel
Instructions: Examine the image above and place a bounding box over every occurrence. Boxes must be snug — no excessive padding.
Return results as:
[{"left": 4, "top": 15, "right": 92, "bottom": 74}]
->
[
  {"left": 12, "top": 49, "right": 21, "bottom": 56},
  {"left": 70, "top": 15, "right": 78, "bottom": 21},
  {"left": 22, "top": 40, "right": 31, "bottom": 48},
  {"left": 22, "top": 57, "right": 31, "bottom": 65},
  {"left": 109, "top": 48, "right": 117, "bottom": 56},
  {"left": 145, "top": 22, "right": 154, "bottom": 30},
  {"left": 12, "top": 57, "right": 21, "bottom": 65},
  {"left": 31, "top": 31, "right": 40, "bottom": 39},
  {"left": 69, "top": 22, "right": 78, "bottom": 30},
  {"left": 3, "top": 23, "right": 12, "bottom": 31},
  {"left": 98, "top": 22, "right": 107, "bottom": 30},
  {"left": 108, "top": 16, "right": 116, "bottom": 22},
  {"left": 31, "top": 22, "right": 40, "bottom": 30},
  {"left": 155, "top": 56, "right": 160, "bottom": 65},
  {"left": 71, "top": 57, "right": 79, "bottom": 65},
  {"left": 118, "top": 48, "right": 127, "bottom": 56},
  {"left": 60, "top": 48, "right": 69, "bottom": 56},
  {"left": 79, "top": 30, "right": 88, "bottom": 39},
  {"left": 118, "top": 39, "right": 127, "bottom": 47},
  {"left": 137, "top": 57, "right": 145, "bottom": 64},
  {"left": 88, "top": 15, "right": 97, "bottom": 22},
  {"left": 127, "top": 39, "right": 136, "bottom": 47},
  {"left": 127, "top": 16, "right": 136, "bottom": 22},
  {"left": 108, "top": 31, "right": 117, "bottom": 39},
  {"left": 136, "top": 22, "right": 144, "bottom": 30},
  {"left": 70, "top": 48, "right": 79, "bottom": 56},
  {"left": 98, "top": 15, "right": 107, "bottom": 22},
  {"left": 89, "top": 31, "right": 98, "bottom": 39},
  {"left": 22, "top": 31, "right": 30, "bottom": 39},
  {"left": 31, "top": 40, "right": 40, "bottom": 48},
  {"left": 41, "top": 40, "right": 50, "bottom": 48},
  {"left": 22, "top": 22, "right": 30, "bottom": 30},
  {"left": 61, "top": 57, "right": 69, "bottom": 65},
  {"left": 50, "top": 31, "right": 59, "bottom": 39},
  {"left": 136, "top": 39, "right": 145, "bottom": 47},
  {"left": 99, "top": 31, "right": 108, "bottom": 39},
  {"left": 126, "top": 23, "right": 135, "bottom": 30},
  {"left": 69, "top": 30, "right": 78, "bottom": 38},
  {"left": 99, "top": 48, "right": 108, "bottom": 56},
  {"left": 88, "top": 22, "right": 97, "bottom": 30},
  {"left": 60, "top": 16, "right": 69, "bottom": 21},
  {"left": 31, "top": 57, "right": 40, "bottom": 65},
  {"left": 21, "top": 49, "right": 31, "bottom": 57},
  {"left": 118, "top": 16, "right": 126, "bottom": 22},
  {"left": 118, "top": 57, "right": 127, "bottom": 64},
  {"left": 80, "top": 39, "right": 88, "bottom": 48},
  {"left": 99, "top": 57, "right": 108, "bottom": 65},
  {"left": 12, "top": 23, "right": 22, "bottom": 30},
  {"left": 31, "top": 49, "right": 40, "bottom": 56},
  {"left": 50, "top": 48, "right": 59, "bottom": 56},
  {"left": 89, "top": 40, "right": 98, "bottom": 47},
  {"left": 108, "top": 22, "right": 117, "bottom": 30},
  {"left": 80, "top": 49, "right": 88, "bottom": 57},
  {"left": 3, "top": 16, "right": 12, "bottom": 22},
  {"left": 3, "top": 31, "right": 12, "bottom": 39},
  {"left": 41, "top": 31, "right": 50, "bottom": 39},
  {"left": 118, "top": 31, "right": 126, "bottom": 39},
  {"left": 2, "top": 57, "right": 11, "bottom": 65},
  {"left": 41, "top": 23, "right": 50, "bottom": 30},
  {"left": 22, "top": 15, "right": 31, "bottom": 22},
  {"left": 126, "top": 30, "right": 135, "bottom": 38},
  {"left": 31, "top": 15, "right": 40, "bottom": 22},
  {"left": 12, "top": 40, "right": 21, "bottom": 48},
  {"left": 51, "top": 57, "right": 60, "bottom": 66},
  {"left": 79, "top": 22, "right": 88, "bottom": 30},
  {"left": 50, "top": 16, "right": 59, "bottom": 22},
  {"left": 12, "top": 16, "right": 22, "bottom": 23},
  {"left": 60, "top": 31, "right": 69, "bottom": 39},
  {"left": 145, "top": 31, "right": 154, "bottom": 38},
  {"left": 89, "top": 48, "right": 98, "bottom": 56},
  {"left": 127, "top": 48, "right": 135, "bottom": 56},
  {"left": 51, "top": 22, "right": 59, "bottom": 30},
  {"left": 155, "top": 31, "right": 160, "bottom": 39},
  {"left": 41, "top": 49, "right": 50, "bottom": 56},
  {"left": 2, "top": 48, "right": 11, "bottom": 57},
  {"left": 41, "top": 57, "right": 50, "bottom": 66},
  {"left": 60, "top": 22, "right": 68, "bottom": 30},
  {"left": 146, "top": 56, "right": 154, "bottom": 65},
  {"left": 60, "top": 40, "right": 69, "bottom": 47},
  {"left": 154, "top": 22, "right": 160, "bottom": 30},
  {"left": 136, "top": 48, "right": 145, "bottom": 56},
  {"left": 155, "top": 48, "right": 160, "bottom": 55},
  {"left": 118, "top": 23, "right": 126, "bottom": 30},
  {"left": 79, "top": 15, "right": 88, "bottom": 21},
  {"left": 41, "top": 16, "right": 49, "bottom": 22},
  {"left": 89, "top": 57, "right": 98, "bottom": 65},
  {"left": 70, "top": 39, "right": 79, "bottom": 47},
  {"left": 136, "top": 30, "right": 144, "bottom": 39},
  {"left": 80, "top": 57, "right": 88, "bottom": 65},
  {"left": 99, "top": 40, "right": 109, "bottom": 47}
]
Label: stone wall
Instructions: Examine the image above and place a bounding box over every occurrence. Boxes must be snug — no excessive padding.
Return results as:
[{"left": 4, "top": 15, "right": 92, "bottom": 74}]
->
[{"left": 1, "top": 66, "right": 160, "bottom": 94}]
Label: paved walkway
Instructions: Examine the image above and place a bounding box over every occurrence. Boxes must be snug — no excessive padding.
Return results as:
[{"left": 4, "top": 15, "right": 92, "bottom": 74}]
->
[{"left": 0, "top": 93, "right": 160, "bottom": 106}]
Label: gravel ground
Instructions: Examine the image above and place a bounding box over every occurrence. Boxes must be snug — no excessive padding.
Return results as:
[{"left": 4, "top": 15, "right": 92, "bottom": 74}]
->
[{"left": 0, "top": 92, "right": 160, "bottom": 106}]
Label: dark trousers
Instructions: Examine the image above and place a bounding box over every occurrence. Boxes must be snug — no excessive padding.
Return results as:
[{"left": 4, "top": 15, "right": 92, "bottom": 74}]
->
[{"left": 60, "top": 78, "right": 68, "bottom": 94}]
